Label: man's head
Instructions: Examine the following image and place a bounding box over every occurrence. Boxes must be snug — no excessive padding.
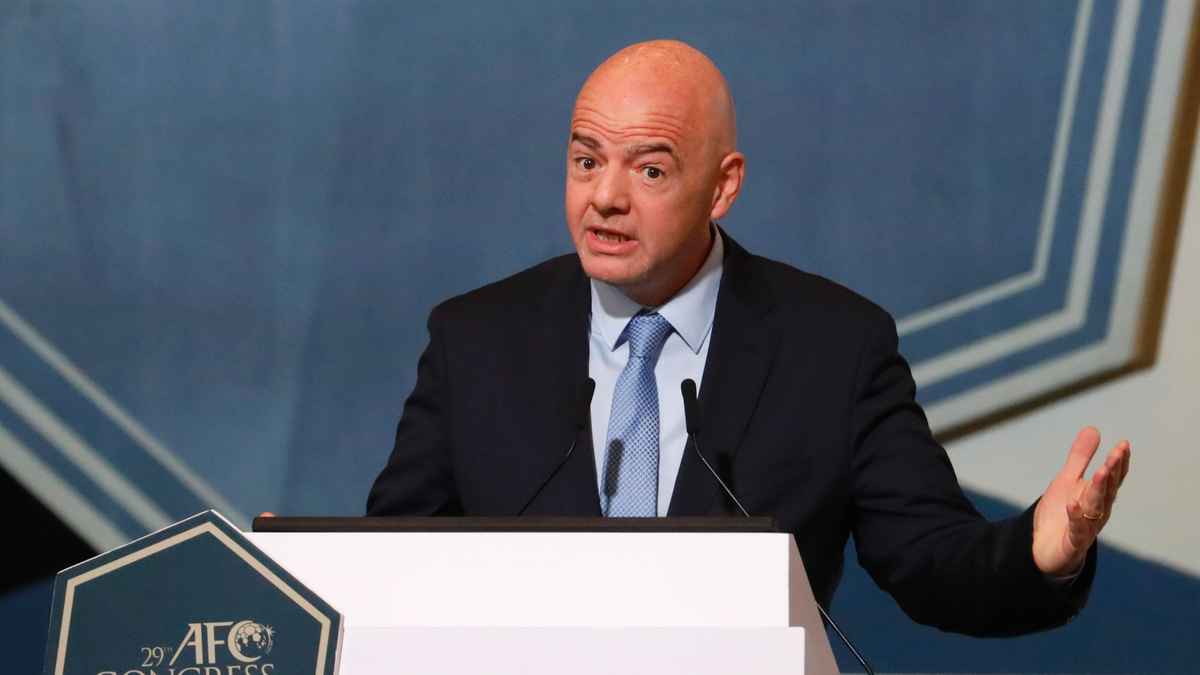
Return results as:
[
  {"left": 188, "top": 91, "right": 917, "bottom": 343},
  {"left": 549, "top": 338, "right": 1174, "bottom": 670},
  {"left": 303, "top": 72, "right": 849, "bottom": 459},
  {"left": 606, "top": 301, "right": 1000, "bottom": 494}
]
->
[{"left": 566, "top": 40, "right": 744, "bottom": 306}]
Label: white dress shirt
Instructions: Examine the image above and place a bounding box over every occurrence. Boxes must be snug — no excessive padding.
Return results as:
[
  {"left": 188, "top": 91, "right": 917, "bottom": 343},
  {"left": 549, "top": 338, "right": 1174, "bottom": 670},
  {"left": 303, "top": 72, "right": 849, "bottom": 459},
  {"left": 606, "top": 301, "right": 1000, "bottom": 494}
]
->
[{"left": 588, "top": 229, "right": 724, "bottom": 516}]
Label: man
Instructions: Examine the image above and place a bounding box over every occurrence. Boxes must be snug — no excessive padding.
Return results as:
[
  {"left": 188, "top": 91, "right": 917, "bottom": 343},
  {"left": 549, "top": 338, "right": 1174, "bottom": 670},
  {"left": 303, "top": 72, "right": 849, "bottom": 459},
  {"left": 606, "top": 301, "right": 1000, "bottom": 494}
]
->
[{"left": 367, "top": 41, "right": 1130, "bottom": 637}]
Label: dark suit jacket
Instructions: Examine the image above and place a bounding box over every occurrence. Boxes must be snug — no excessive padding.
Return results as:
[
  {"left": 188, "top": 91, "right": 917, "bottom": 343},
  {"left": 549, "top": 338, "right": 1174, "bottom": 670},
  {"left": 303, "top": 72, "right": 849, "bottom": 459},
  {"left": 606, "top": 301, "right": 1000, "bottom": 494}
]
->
[{"left": 367, "top": 233, "right": 1094, "bottom": 637}]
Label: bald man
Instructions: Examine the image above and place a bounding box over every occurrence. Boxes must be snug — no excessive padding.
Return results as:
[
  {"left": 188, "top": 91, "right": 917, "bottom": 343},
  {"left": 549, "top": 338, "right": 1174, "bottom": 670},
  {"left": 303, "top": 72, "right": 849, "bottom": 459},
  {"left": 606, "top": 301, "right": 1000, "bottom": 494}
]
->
[{"left": 368, "top": 41, "right": 1129, "bottom": 637}]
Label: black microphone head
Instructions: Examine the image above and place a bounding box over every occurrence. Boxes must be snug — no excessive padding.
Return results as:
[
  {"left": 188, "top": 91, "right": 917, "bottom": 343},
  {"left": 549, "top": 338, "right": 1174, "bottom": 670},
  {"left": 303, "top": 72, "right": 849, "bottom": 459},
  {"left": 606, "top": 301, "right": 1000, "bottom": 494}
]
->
[
  {"left": 574, "top": 378, "right": 596, "bottom": 429},
  {"left": 681, "top": 379, "right": 700, "bottom": 435}
]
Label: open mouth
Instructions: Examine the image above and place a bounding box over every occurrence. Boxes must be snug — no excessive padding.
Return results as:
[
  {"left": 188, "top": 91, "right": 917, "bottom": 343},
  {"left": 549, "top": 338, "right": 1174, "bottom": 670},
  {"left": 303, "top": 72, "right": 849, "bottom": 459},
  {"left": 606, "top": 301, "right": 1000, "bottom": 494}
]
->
[
  {"left": 595, "top": 229, "right": 633, "bottom": 242},
  {"left": 591, "top": 229, "right": 632, "bottom": 243}
]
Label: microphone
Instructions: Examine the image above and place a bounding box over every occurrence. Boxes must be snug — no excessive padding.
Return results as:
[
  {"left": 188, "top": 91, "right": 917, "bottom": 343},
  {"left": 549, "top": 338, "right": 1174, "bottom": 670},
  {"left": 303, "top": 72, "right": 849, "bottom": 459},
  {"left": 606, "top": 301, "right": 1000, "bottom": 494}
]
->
[
  {"left": 679, "top": 378, "right": 875, "bottom": 675},
  {"left": 516, "top": 378, "right": 596, "bottom": 516},
  {"left": 680, "top": 379, "right": 749, "bottom": 517}
]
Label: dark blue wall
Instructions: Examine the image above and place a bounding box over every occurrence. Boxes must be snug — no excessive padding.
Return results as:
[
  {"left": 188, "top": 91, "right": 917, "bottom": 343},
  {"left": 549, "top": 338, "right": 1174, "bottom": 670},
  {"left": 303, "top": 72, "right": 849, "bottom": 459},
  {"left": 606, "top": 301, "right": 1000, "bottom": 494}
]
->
[
  {"left": 1, "top": 0, "right": 1097, "bottom": 518},
  {"left": 1, "top": 2, "right": 1195, "bottom": 672}
]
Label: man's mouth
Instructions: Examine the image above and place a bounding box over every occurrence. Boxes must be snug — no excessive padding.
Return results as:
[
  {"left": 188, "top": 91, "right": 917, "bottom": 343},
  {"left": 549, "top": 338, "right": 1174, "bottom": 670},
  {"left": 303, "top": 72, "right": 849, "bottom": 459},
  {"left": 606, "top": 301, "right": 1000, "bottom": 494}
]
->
[{"left": 591, "top": 229, "right": 631, "bottom": 243}]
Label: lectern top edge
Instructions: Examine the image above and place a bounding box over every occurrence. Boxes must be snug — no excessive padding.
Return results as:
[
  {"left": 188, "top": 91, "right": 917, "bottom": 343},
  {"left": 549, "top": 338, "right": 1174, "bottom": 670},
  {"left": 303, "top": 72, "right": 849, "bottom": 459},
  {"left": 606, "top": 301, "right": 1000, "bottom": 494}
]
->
[{"left": 251, "top": 516, "right": 779, "bottom": 533}]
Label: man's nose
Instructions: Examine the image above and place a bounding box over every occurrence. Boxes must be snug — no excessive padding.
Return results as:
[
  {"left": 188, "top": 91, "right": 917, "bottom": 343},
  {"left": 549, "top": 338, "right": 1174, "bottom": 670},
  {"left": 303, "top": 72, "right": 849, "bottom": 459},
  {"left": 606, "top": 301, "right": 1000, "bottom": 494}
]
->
[{"left": 591, "top": 165, "right": 631, "bottom": 216}]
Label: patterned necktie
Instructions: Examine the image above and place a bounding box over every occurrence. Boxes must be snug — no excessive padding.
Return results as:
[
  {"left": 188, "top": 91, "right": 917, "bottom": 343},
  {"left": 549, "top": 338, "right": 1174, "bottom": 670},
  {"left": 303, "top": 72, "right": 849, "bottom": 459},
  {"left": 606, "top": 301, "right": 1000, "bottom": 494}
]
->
[{"left": 602, "top": 312, "right": 675, "bottom": 517}]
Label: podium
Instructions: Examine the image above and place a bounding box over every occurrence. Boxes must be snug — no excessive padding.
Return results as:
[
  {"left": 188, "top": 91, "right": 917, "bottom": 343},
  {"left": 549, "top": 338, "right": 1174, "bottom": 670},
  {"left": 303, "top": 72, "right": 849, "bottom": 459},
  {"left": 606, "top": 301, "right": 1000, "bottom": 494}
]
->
[
  {"left": 247, "top": 516, "right": 840, "bottom": 675},
  {"left": 43, "top": 513, "right": 840, "bottom": 675}
]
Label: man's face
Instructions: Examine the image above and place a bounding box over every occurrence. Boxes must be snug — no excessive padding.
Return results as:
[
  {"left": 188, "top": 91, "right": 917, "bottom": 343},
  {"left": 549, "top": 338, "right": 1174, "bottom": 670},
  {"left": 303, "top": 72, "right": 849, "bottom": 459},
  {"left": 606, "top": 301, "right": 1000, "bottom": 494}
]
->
[{"left": 565, "top": 77, "right": 720, "bottom": 305}]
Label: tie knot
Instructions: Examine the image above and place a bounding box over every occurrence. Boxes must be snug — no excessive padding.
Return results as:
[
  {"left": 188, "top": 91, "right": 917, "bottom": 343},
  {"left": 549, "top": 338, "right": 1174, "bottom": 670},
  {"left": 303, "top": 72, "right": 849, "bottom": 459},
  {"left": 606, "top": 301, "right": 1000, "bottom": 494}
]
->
[{"left": 626, "top": 313, "right": 674, "bottom": 359}]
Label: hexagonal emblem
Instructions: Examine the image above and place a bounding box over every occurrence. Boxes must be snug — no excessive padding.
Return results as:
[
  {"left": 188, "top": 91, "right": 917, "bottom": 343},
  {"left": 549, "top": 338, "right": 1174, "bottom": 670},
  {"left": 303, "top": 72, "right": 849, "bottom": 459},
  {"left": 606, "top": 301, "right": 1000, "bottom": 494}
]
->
[{"left": 43, "top": 510, "right": 342, "bottom": 675}]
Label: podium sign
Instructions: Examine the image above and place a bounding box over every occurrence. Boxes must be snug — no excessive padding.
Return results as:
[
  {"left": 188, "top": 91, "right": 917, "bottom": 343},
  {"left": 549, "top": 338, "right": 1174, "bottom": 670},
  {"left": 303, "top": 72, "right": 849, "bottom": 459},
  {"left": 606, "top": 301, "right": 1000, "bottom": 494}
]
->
[{"left": 42, "top": 511, "right": 342, "bottom": 675}]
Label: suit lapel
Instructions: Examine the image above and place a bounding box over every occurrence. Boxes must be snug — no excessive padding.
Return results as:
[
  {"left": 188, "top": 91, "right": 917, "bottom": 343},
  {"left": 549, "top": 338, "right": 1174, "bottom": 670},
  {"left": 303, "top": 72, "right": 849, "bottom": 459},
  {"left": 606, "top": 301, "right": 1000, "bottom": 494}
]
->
[
  {"left": 525, "top": 256, "right": 601, "bottom": 515},
  {"left": 668, "top": 233, "right": 780, "bottom": 516}
]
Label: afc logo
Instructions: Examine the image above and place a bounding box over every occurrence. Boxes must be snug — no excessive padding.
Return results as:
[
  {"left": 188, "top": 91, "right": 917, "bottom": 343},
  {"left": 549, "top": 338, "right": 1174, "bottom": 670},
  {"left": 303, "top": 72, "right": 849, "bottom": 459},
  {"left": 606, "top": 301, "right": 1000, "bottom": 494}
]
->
[
  {"left": 169, "top": 621, "right": 274, "bottom": 666},
  {"left": 94, "top": 620, "right": 275, "bottom": 675}
]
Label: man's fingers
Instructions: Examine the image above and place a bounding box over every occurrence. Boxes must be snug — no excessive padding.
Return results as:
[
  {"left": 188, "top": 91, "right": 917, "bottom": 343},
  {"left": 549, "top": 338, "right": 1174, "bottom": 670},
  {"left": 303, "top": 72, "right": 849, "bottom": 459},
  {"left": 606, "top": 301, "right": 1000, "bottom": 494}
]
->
[
  {"left": 1063, "top": 427, "right": 1102, "bottom": 479},
  {"left": 1103, "top": 447, "right": 1129, "bottom": 513},
  {"left": 1115, "top": 443, "right": 1131, "bottom": 489},
  {"left": 1103, "top": 468, "right": 1120, "bottom": 514},
  {"left": 1102, "top": 441, "right": 1128, "bottom": 472},
  {"left": 1080, "top": 464, "right": 1109, "bottom": 520},
  {"left": 1049, "top": 433, "right": 1124, "bottom": 571}
]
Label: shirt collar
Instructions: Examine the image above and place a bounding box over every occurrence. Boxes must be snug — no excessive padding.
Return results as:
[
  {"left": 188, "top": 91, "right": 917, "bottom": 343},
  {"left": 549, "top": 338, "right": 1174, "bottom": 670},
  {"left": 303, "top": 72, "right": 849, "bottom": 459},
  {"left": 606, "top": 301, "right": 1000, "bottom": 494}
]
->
[{"left": 590, "top": 226, "right": 725, "bottom": 354}]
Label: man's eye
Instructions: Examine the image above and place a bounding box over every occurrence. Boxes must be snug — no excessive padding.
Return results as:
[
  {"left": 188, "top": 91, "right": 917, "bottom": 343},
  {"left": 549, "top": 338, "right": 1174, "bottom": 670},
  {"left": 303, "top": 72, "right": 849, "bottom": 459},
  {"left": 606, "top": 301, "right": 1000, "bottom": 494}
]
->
[
  {"left": 645, "top": 167, "right": 663, "bottom": 179},
  {"left": 579, "top": 157, "right": 597, "bottom": 170}
]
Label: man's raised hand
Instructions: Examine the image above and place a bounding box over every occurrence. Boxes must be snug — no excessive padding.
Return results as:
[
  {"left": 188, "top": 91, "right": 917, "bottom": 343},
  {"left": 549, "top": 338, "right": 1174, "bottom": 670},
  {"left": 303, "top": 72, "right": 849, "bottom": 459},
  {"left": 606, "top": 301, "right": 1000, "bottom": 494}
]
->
[{"left": 1032, "top": 427, "right": 1131, "bottom": 577}]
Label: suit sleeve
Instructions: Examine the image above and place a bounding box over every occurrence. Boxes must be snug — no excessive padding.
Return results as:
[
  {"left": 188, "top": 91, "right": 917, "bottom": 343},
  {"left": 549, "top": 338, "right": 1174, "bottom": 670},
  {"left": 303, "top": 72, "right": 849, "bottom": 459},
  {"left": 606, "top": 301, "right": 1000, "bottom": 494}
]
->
[
  {"left": 848, "top": 310, "right": 1094, "bottom": 637},
  {"left": 366, "top": 307, "right": 465, "bottom": 516}
]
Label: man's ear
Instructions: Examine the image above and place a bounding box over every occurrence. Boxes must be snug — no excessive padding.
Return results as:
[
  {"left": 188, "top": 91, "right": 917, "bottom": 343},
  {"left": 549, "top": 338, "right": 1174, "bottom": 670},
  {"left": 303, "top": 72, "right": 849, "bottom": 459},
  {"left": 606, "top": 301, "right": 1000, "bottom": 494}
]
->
[{"left": 710, "top": 152, "right": 746, "bottom": 220}]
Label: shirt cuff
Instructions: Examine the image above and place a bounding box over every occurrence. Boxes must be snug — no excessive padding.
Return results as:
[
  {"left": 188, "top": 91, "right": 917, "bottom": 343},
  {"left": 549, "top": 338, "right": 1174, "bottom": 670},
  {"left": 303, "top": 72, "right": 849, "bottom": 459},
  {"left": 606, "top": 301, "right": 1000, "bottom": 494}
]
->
[{"left": 1045, "top": 568, "right": 1082, "bottom": 589}]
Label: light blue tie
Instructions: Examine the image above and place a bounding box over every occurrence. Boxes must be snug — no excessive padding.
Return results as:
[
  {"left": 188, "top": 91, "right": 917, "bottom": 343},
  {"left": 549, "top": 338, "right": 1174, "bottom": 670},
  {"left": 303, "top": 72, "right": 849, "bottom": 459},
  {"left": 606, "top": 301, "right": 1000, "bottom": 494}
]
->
[{"left": 602, "top": 312, "right": 674, "bottom": 517}]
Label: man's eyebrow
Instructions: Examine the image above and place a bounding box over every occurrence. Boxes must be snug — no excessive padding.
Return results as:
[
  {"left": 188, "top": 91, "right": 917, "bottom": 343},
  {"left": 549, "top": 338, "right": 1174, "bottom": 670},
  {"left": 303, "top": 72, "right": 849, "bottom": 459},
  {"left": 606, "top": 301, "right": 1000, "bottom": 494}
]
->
[
  {"left": 627, "top": 143, "right": 681, "bottom": 170},
  {"left": 625, "top": 143, "right": 675, "bottom": 160},
  {"left": 570, "top": 133, "right": 602, "bottom": 151}
]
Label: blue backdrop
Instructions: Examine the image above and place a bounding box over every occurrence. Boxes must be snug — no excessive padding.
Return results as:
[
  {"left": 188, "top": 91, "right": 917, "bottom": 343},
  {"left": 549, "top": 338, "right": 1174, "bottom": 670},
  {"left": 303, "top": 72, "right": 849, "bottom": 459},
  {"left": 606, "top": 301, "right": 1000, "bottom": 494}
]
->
[{"left": 1, "top": 1, "right": 1196, "bottom": 672}]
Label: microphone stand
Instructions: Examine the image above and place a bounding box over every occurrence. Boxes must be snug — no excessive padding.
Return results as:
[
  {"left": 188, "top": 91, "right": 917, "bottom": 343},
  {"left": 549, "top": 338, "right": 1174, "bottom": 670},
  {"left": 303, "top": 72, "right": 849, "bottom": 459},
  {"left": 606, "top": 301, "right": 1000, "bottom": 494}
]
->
[{"left": 680, "top": 379, "right": 875, "bottom": 675}]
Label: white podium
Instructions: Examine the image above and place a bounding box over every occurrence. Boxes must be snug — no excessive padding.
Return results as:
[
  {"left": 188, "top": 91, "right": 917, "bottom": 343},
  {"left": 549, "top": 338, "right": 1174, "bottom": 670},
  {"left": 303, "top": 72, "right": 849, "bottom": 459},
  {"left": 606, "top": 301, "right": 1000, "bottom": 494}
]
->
[{"left": 247, "top": 517, "right": 839, "bottom": 675}]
